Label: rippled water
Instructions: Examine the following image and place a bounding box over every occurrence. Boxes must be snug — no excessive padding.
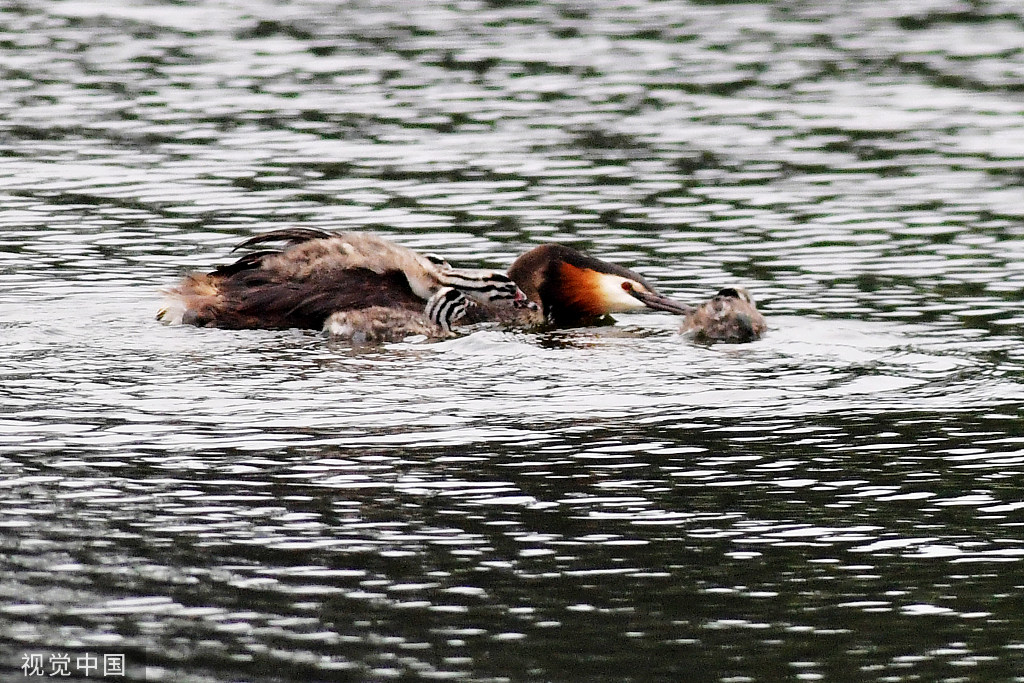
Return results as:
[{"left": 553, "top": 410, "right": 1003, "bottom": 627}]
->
[{"left": 3, "top": 0, "right": 1024, "bottom": 681}]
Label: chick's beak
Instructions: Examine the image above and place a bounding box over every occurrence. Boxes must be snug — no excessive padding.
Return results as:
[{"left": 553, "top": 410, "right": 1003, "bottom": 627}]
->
[
  {"left": 622, "top": 282, "right": 693, "bottom": 315},
  {"left": 513, "top": 288, "right": 540, "bottom": 310}
]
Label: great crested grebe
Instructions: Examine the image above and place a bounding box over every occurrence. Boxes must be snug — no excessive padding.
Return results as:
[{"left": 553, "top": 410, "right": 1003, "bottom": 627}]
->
[
  {"left": 159, "top": 232, "right": 695, "bottom": 340},
  {"left": 158, "top": 228, "right": 541, "bottom": 341},
  {"left": 507, "top": 243, "right": 693, "bottom": 327}
]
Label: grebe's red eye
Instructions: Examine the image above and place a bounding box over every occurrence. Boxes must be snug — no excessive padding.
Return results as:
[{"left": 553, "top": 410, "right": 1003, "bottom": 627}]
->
[{"left": 621, "top": 282, "right": 633, "bottom": 291}]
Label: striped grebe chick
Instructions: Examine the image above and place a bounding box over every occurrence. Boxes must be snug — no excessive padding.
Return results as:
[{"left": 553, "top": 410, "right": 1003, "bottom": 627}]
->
[
  {"left": 507, "top": 244, "right": 692, "bottom": 327},
  {"left": 159, "top": 229, "right": 540, "bottom": 341}
]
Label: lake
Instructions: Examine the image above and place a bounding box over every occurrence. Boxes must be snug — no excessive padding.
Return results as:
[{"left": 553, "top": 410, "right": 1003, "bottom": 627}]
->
[{"left": 2, "top": 0, "right": 1024, "bottom": 681}]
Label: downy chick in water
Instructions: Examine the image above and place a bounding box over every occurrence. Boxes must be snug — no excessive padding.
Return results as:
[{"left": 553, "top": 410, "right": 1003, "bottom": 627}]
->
[{"left": 624, "top": 283, "right": 766, "bottom": 343}]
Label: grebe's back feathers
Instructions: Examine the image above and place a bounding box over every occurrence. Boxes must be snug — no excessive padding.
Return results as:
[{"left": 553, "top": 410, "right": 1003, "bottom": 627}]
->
[
  {"left": 233, "top": 228, "right": 334, "bottom": 251},
  {"left": 211, "top": 250, "right": 281, "bottom": 277},
  {"left": 165, "top": 266, "right": 426, "bottom": 330}
]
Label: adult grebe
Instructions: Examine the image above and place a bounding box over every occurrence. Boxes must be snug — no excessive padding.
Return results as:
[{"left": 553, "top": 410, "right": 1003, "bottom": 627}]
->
[
  {"left": 160, "top": 233, "right": 696, "bottom": 340},
  {"left": 158, "top": 229, "right": 540, "bottom": 341}
]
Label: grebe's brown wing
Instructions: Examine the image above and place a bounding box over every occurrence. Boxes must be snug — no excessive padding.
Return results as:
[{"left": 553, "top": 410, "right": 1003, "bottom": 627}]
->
[{"left": 206, "top": 266, "right": 426, "bottom": 330}]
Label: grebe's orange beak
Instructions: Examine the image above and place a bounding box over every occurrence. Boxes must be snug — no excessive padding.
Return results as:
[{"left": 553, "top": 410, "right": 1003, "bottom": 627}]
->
[{"left": 621, "top": 282, "right": 693, "bottom": 316}]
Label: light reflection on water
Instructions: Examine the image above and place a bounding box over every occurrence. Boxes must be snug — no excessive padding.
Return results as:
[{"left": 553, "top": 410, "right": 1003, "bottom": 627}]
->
[{"left": 3, "top": 0, "right": 1024, "bottom": 681}]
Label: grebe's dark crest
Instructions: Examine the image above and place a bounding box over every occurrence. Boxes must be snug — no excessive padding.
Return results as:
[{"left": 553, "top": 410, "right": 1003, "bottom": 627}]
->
[
  {"left": 159, "top": 229, "right": 540, "bottom": 341},
  {"left": 680, "top": 286, "right": 766, "bottom": 343},
  {"left": 507, "top": 244, "right": 692, "bottom": 327}
]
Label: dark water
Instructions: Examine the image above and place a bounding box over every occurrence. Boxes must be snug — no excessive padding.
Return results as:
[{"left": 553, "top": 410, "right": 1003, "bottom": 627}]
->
[{"left": 3, "top": 0, "right": 1024, "bottom": 681}]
